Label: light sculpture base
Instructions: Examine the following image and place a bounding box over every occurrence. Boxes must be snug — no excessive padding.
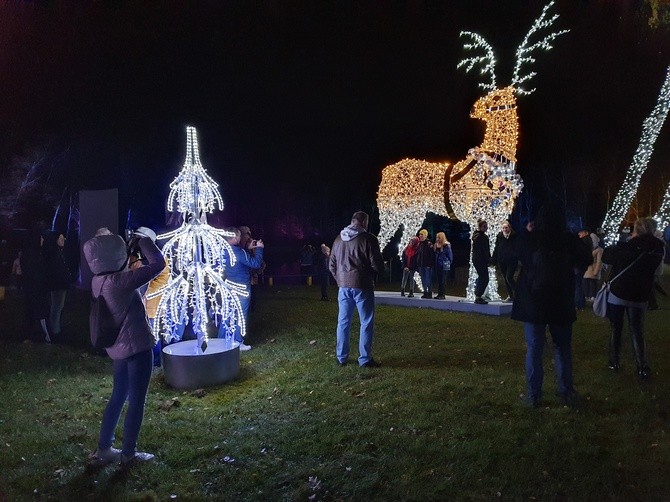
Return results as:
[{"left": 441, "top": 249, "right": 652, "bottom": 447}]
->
[{"left": 162, "top": 339, "right": 240, "bottom": 390}]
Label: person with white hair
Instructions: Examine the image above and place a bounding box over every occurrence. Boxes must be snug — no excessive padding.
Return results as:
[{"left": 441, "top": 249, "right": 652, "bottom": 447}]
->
[{"left": 602, "top": 217, "right": 664, "bottom": 380}]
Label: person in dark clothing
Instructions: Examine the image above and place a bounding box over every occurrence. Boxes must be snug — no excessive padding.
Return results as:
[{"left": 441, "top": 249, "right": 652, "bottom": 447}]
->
[
  {"left": 43, "top": 231, "right": 73, "bottom": 340},
  {"left": 318, "top": 243, "right": 331, "bottom": 301},
  {"left": 20, "top": 227, "right": 50, "bottom": 342},
  {"left": 415, "top": 229, "right": 435, "bottom": 299},
  {"left": 601, "top": 217, "right": 664, "bottom": 381},
  {"left": 574, "top": 229, "right": 592, "bottom": 310},
  {"left": 492, "top": 220, "right": 518, "bottom": 302},
  {"left": 472, "top": 219, "right": 491, "bottom": 305},
  {"left": 511, "top": 205, "right": 592, "bottom": 407}
]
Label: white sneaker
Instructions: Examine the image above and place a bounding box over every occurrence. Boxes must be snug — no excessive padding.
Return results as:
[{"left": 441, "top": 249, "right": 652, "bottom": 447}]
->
[
  {"left": 121, "top": 451, "right": 155, "bottom": 465},
  {"left": 89, "top": 447, "right": 121, "bottom": 466},
  {"left": 238, "top": 343, "right": 252, "bottom": 352}
]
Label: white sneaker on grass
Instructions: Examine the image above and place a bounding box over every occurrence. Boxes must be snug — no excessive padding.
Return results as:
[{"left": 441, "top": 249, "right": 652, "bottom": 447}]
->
[
  {"left": 121, "top": 451, "right": 155, "bottom": 465},
  {"left": 238, "top": 342, "right": 252, "bottom": 352},
  {"left": 89, "top": 447, "right": 121, "bottom": 466}
]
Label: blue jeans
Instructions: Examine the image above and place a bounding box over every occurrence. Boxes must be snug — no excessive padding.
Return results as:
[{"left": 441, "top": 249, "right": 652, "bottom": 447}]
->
[
  {"left": 49, "top": 290, "right": 67, "bottom": 334},
  {"left": 419, "top": 267, "right": 433, "bottom": 295},
  {"left": 336, "top": 288, "right": 376, "bottom": 366},
  {"left": 98, "top": 349, "right": 153, "bottom": 456},
  {"left": 219, "top": 288, "right": 250, "bottom": 343},
  {"left": 524, "top": 323, "right": 574, "bottom": 401}
]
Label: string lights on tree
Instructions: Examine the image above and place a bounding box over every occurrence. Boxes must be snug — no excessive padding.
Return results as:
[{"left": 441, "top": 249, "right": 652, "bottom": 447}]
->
[
  {"left": 147, "top": 126, "right": 246, "bottom": 352},
  {"left": 376, "top": 1, "right": 567, "bottom": 300},
  {"left": 601, "top": 66, "right": 670, "bottom": 246},
  {"left": 654, "top": 181, "right": 670, "bottom": 232}
]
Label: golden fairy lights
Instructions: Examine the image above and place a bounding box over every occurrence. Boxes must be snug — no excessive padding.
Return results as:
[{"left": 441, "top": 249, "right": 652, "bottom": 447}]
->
[{"left": 376, "top": 1, "right": 567, "bottom": 299}]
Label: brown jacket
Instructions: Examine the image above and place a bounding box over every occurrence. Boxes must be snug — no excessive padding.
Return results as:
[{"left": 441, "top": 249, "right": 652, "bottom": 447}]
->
[{"left": 329, "top": 223, "right": 385, "bottom": 289}]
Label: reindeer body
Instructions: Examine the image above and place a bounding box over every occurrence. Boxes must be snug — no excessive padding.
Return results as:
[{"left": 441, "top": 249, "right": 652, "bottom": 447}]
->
[
  {"left": 375, "top": 1, "right": 567, "bottom": 299},
  {"left": 377, "top": 87, "right": 520, "bottom": 252}
]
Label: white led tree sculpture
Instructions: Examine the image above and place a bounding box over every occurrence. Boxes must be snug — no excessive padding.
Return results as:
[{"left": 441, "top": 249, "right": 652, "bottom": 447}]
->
[
  {"left": 601, "top": 66, "right": 670, "bottom": 245},
  {"left": 147, "top": 126, "right": 246, "bottom": 353},
  {"left": 377, "top": 1, "right": 568, "bottom": 300}
]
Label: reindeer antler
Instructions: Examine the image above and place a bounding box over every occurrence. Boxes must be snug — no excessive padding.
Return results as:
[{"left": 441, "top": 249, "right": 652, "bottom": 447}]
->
[
  {"left": 511, "top": 1, "right": 569, "bottom": 95},
  {"left": 457, "top": 32, "right": 497, "bottom": 92}
]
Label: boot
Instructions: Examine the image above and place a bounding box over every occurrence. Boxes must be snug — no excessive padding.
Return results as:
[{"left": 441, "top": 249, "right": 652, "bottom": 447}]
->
[{"left": 400, "top": 287, "right": 405, "bottom": 297}]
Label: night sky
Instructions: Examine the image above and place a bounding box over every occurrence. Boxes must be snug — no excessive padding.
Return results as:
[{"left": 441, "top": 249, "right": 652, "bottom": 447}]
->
[{"left": 1, "top": 1, "right": 670, "bottom": 239}]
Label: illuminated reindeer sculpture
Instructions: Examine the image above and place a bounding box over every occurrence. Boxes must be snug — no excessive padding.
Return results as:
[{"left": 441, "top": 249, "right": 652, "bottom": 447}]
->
[{"left": 376, "top": 1, "right": 568, "bottom": 299}]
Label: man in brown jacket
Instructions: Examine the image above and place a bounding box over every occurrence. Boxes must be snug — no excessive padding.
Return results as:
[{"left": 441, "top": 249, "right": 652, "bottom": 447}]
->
[{"left": 329, "top": 211, "right": 385, "bottom": 368}]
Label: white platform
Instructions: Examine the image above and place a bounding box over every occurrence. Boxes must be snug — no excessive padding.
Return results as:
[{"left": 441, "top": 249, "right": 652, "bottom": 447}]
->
[{"left": 374, "top": 291, "right": 512, "bottom": 316}]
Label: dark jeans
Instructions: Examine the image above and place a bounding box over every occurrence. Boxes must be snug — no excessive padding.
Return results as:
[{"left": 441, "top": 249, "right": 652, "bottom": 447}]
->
[
  {"left": 436, "top": 268, "right": 447, "bottom": 296},
  {"left": 419, "top": 266, "right": 433, "bottom": 295},
  {"left": 474, "top": 263, "right": 489, "bottom": 297},
  {"left": 320, "top": 270, "right": 330, "bottom": 299},
  {"left": 583, "top": 278, "right": 598, "bottom": 299},
  {"left": 524, "top": 323, "right": 574, "bottom": 401},
  {"left": 99, "top": 349, "right": 153, "bottom": 456},
  {"left": 498, "top": 261, "right": 517, "bottom": 299},
  {"left": 607, "top": 303, "right": 647, "bottom": 369},
  {"left": 574, "top": 270, "right": 586, "bottom": 309}
]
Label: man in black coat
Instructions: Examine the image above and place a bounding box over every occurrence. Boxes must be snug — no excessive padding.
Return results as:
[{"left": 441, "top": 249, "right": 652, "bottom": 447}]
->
[
  {"left": 472, "top": 219, "right": 491, "bottom": 304},
  {"left": 511, "top": 206, "right": 592, "bottom": 407},
  {"left": 492, "top": 220, "right": 518, "bottom": 302}
]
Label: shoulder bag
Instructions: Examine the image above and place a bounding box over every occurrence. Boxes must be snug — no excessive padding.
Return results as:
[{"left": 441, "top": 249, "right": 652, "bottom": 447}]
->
[{"left": 593, "top": 252, "right": 646, "bottom": 317}]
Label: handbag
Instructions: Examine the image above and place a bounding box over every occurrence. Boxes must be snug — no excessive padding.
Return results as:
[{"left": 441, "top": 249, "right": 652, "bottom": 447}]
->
[
  {"left": 592, "top": 283, "right": 609, "bottom": 317},
  {"left": 592, "top": 252, "right": 646, "bottom": 317}
]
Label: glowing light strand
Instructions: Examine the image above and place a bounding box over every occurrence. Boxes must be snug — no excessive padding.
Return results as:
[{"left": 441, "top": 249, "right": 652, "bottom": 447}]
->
[
  {"left": 601, "top": 66, "right": 670, "bottom": 246},
  {"left": 457, "top": 32, "right": 497, "bottom": 92},
  {"left": 148, "top": 126, "right": 246, "bottom": 352},
  {"left": 653, "top": 181, "right": 670, "bottom": 231},
  {"left": 511, "top": 1, "right": 569, "bottom": 95}
]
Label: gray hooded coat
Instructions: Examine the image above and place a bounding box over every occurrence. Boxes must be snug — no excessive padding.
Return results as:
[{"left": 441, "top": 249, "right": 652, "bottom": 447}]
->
[{"left": 84, "top": 235, "right": 165, "bottom": 360}]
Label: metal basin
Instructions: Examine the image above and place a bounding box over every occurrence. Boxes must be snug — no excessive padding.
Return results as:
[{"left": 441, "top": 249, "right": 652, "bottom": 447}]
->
[{"left": 162, "top": 339, "right": 240, "bottom": 390}]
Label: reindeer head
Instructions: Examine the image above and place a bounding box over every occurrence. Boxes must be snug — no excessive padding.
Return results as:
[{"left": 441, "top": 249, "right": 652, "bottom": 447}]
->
[
  {"left": 457, "top": 1, "right": 567, "bottom": 163},
  {"left": 470, "top": 86, "right": 517, "bottom": 120}
]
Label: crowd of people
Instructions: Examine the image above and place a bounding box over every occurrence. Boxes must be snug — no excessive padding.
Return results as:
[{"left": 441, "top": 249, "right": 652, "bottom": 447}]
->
[
  {"left": 5, "top": 207, "right": 665, "bottom": 467},
  {"left": 395, "top": 212, "right": 665, "bottom": 407}
]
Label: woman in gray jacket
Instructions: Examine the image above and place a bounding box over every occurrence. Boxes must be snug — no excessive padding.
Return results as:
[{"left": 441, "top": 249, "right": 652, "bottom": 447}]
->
[{"left": 84, "top": 228, "right": 165, "bottom": 466}]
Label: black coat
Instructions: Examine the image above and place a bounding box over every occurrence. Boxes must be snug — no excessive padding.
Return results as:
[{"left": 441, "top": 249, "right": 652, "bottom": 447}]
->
[
  {"left": 43, "top": 233, "right": 72, "bottom": 291},
  {"left": 415, "top": 240, "right": 435, "bottom": 268},
  {"left": 472, "top": 231, "right": 490, "bottom": 269},
  {"left": 511, "top": 230, "right": 592, "bottom": 325},
  {"left": 602, "top": 233, "right": 663, "bottom": 303},
  {"left": 492, "top": 231, "right": 518, "bottom": 266}
]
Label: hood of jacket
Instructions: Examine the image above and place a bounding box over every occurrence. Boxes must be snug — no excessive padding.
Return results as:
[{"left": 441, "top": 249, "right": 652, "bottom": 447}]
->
[
  {"left": 340, "top": 223, "right": 367, "bottom": 242},
  {"left": 84, "top": 234, "right": 128, "bottom": 275}
]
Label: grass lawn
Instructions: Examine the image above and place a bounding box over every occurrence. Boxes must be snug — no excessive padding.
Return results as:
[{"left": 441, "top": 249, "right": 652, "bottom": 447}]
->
[{"left": 1, "top": 275, "right": 669, "bottom": 501}]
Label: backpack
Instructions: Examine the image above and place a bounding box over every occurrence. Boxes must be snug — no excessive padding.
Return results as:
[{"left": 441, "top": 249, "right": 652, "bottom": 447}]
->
[{"left": 89, "top": 276, "right": 122, "bottom": 349}]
